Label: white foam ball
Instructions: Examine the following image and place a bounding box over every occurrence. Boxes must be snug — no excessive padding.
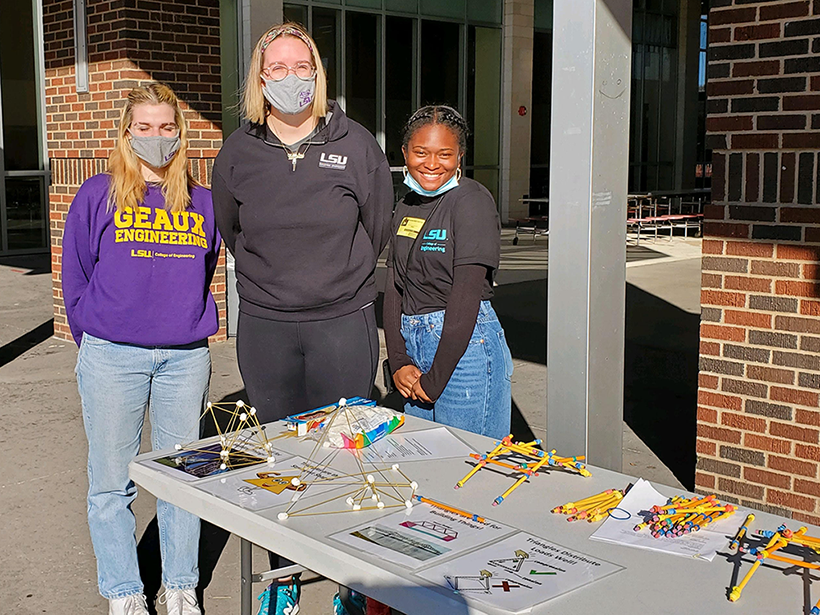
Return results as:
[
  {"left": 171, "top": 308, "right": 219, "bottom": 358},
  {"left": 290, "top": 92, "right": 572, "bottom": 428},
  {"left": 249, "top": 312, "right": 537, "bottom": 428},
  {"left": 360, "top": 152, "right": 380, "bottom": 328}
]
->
[
  {"left": 240, "top": 413, "right": 247, "bottom": 421},
  {"left": 377, "top": 501, "right": 385, "bottom": 509},
  {"left": 206, "top": 401, "right": 212, "bottom": 409},
  {"left": 405, "top": 500, "right": 413, "bottom": 509},
  {"left": 371, "top": 494, "right": 379, "bottom": 502},
  {"left": 278, "top": 512, "right": 288, "bottom": 521},
  {"left": 346, "top": 497, "right": 355, "bottom": 506},
  {"left": 392, "top": 464, "right": 400, "bottom": 471},
  {"left": 267, "top": 456, "right": 275, "bottom": 464},
  {"left": 367, "top": 475, "right": 375, "bottom": 484},
  {"left": 250, "top": 407, "right": 257, "bottom": 415},
  {"left": 220, "top": 463, "right": 227, "bottom": 470},
  {"left": 353, "top": 504, "right": 361, "bottom": 511},
  {"left": 291, "top": 478, "right": 301, "bottom": 486},
  {"left": 174, "top": 444, "right": 182, "bottom": 451},
  {"left": 338, "top": 398, "right": 347, "bottom": 406},
  {"left": 410, "top": 481, "right": 418, "bottom": 490},
  {"left": 236, "top": 400, "right": 245, "bottom": 407}
]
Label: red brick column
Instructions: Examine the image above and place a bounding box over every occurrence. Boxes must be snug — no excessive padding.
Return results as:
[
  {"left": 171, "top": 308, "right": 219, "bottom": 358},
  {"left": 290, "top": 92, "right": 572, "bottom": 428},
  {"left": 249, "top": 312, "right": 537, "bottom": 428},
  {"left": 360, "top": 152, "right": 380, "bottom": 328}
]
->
[
  {"left": 697, "top": 0, "right": 820, "bottom": 521},
  {"left": 44, "top": 0, "right": 227, "bottom": 341}
]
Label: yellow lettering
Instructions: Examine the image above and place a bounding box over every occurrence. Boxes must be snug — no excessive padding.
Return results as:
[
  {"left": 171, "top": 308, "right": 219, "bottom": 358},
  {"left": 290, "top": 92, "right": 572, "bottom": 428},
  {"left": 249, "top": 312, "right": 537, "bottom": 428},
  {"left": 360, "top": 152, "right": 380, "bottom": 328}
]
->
[
  {"left": 153, "top": 209, "right": 174, "bottom": 231},
  {"left": 123, "top": 229, "right": 135, "bottom": 242},
  {"left": 168, "top": 232, "right": 178, "bottom": 245},
  {"left": 115, "top": 209, "right": 133, "bottom": 228},
  {"left": 115, "top": 229, "right": 124, "bottom": 242},
  {"left": 135, "top": 229, "right": 145, "bottom": 242},
  {"left": 172, "top": 211, "right": 190, "bottom": 232},
  {"left": 148, "top": 230, "right": 159, "bottom": 243},
  {"left": 189, "top": 212, "right": 205, "bottom": 237},
  {"left": 134, "top": 206, "right": 152, "bottom": 229},
  {"left": 159, "top": 231, "right": 169, "bottom": 244}
]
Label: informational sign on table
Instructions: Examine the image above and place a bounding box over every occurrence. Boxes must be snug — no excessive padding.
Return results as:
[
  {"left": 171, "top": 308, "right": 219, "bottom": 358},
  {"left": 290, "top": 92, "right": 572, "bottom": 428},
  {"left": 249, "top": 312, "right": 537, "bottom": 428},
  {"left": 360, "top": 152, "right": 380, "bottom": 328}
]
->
[
  {"left": 590, "top": 478, "right": 746, "bottom": 561},
  {"left": 415, "top": 532, "right": 623, "bottom": 613},
  {"left": 195, "top": 454, "right": 350, "bottom": 511},
  {"left": 330, "top": 503, "right": 515, "bottom": 570},
  {"left": 359, "top": 426, "right": 473, "bottom": 464},
  {"left": 141, "top": 439, "right": 292, "bottom": 482}
]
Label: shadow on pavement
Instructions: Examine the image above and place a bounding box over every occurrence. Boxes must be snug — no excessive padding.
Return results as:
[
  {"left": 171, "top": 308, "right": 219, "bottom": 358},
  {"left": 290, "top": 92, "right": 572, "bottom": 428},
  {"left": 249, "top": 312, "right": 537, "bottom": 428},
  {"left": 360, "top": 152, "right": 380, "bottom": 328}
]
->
[
  {"left": 0, "top": 319, "right": 54, "bottom": 368},
  {"left": 0, "top": 253, "right": 51, "bottom": 275},
  {"left": 623, "top": 284, "right": 699, "bottom": 490}
]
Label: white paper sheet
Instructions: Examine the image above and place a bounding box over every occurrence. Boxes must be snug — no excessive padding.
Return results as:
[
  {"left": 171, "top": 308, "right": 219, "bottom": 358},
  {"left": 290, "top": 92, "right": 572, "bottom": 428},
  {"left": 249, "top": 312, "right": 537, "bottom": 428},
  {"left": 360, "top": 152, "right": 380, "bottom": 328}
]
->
[
  {"left": 330, "top": 502, "right": 516, "bottom": 570},
  {"left": 141, "top": 438, "right": 292, "bottom": 482},
  {"left": 415, "top": 532, "right": 623, "bottom": 613},
  {"left": 195, "top": 454, "right": 350, "bottom": 510},
  {"left": 590, "top": 478, "right": 745, "bottom": 561},
  {"left": 359, "top": 427, "right": 473, "bottom": 464}
]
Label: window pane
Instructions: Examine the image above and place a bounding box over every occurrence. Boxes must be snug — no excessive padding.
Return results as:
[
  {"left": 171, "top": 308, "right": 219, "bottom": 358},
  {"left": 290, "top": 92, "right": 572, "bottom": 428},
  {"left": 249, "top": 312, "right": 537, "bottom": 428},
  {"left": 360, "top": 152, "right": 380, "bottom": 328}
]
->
[
  {"left": 533, "top": 0, "right": 554, "bottom": 31},
  {"left": 529, "top": 29, "right": 552, "bottom": 198},
  {"left": 420, "top": 21, "right": 460, "bottom": 109},
  {"left": 385, "top": 16, "right": 414, "bottom": 167},
  {"left": 385, "top": 0, "right": 418, "bottom": 12},
  {"left": 345, "top": 12, "right": 379, "bottom": 136},
  {"left": 420, "top": 0, "right": 464, "bottom": 19},
  {"left": 347, "top": 0, "right": 382, "bottom": 8},
  {"left": 283, "top": 4, "right": 307, "bottom": 26},
  {"left": 467, "top": 26, "right": 501, "bottom": 170},
  {"left": 6, "top": 177, "right": 46, "bottom": 250},
  {"left": 467, "top": 0, "right": 502, "bottom": 24},
  {"left": 0, "top": 0, "right": 39, "bottom": 170},
  {"left": 312, "top": 8, "right": 339, "bottom": 100}
]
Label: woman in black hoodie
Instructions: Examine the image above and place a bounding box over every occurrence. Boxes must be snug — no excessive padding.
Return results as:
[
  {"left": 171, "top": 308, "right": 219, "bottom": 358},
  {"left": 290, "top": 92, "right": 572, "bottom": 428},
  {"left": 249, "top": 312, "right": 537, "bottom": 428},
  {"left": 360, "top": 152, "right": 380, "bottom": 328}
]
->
[{"left": 212, "top": 21, "right": 392, "bottom": 615}]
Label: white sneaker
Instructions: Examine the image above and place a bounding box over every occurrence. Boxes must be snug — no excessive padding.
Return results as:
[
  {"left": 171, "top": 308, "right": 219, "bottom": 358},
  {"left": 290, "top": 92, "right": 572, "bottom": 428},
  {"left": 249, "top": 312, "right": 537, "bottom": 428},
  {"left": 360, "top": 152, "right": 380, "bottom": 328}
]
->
[
  {"left": 159, "top": 588, "right": 202, "bottom": 615},
  {"left": 108, "top": 594, "right": 150, "bottom": 615}
]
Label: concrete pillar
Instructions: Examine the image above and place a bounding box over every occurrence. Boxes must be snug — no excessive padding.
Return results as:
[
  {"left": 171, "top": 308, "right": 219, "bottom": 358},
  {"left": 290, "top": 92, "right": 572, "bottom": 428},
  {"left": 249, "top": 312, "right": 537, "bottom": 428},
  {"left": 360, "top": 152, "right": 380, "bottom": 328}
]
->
[{"left": 500, "top": 0, "right": 534, "bottom": 223}]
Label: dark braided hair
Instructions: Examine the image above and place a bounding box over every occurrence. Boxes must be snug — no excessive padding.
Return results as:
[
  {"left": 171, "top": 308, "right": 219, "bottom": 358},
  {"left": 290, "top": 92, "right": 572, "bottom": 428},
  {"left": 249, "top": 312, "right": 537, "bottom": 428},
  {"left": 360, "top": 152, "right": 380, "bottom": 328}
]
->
[{"left": 402, "top": 105, "right": 470, "bottom": 157}]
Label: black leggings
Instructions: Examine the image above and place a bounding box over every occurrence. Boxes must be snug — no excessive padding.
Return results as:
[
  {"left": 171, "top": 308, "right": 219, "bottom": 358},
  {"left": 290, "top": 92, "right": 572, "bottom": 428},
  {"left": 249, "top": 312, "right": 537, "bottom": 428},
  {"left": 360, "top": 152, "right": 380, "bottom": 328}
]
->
[{"left": 237, "top": 304, "right": 379, "bottom": 570}]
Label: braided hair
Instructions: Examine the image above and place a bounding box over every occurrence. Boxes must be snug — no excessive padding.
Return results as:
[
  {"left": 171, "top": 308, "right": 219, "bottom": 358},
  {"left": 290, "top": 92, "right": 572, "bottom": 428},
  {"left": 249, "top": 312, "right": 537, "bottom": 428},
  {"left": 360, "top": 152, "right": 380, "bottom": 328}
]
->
[{"left": 402, "top": 105, "right": 470, "bottom": 157}]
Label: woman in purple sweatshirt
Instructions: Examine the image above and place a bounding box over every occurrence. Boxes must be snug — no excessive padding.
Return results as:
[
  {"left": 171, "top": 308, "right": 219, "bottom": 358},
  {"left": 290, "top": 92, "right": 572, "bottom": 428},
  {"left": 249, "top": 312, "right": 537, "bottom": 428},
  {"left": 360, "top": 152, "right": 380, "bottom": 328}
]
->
[{"left": 62, "top": 84, "right": 221, "bottom": 615}]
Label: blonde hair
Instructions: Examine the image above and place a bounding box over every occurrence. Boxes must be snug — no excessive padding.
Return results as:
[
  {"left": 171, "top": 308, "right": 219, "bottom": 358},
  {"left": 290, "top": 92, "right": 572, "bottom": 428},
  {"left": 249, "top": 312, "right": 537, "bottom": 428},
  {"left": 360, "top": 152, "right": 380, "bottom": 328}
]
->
[
  {"left": 241, "top": 22, "right": 328, "bottom": 125},
  {"left": 107, "top": 83, "right": 198, "bottom": 214}
]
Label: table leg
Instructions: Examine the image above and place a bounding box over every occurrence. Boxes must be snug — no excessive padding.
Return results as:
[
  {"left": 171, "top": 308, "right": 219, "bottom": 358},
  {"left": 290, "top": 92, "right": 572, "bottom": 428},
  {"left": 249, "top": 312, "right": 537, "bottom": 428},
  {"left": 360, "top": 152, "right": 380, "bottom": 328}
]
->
[{"left": 241, "top": 537, "right": 253, "bottom": 615}]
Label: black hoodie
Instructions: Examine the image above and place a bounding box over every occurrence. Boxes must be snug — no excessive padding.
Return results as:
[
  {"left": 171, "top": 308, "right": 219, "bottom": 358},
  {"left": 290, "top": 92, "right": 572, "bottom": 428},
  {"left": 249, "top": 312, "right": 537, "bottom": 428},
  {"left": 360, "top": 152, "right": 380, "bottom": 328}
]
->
[{"left": 212, "top": 102, "right": 393, "bottom": 321}]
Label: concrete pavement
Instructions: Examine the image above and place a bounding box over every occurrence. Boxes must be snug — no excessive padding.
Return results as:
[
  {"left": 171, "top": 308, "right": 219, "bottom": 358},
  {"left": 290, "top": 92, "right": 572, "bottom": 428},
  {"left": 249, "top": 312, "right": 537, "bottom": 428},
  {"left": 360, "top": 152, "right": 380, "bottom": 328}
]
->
[{"left": 0, "top": 232, "right": 701, "bottom": 614}]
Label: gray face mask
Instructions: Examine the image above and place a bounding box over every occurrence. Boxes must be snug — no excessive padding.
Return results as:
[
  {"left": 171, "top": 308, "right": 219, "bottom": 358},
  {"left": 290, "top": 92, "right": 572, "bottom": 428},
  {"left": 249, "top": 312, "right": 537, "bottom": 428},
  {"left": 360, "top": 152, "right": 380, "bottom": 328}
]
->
[
  {"left": 262, "top": 74, "right": 316, "bottom": 115},
  {"left": 128, "top": 132, "right": 181, "bottom": 168}
]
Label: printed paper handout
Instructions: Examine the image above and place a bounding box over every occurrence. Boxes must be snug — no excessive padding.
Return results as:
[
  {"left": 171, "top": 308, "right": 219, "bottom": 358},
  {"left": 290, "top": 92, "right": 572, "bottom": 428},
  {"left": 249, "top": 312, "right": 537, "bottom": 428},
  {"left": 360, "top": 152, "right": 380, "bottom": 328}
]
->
[
  {"left": 590, "top": 478, "right": 747, "bottom": 561},
  {"left": 145, "top": 438, "right": 285, "bottom": 482},
  {"left": 415, "top": 533, "right": 623, "bottom": 613},
  {"left": 330, "top": 502, "right": 515, "bottom": 570},
  {"left": 359, "top": 427, "right": 472, "bottom": 464},
  {"left": 196, "top": 454, "right": 349, "bottom": 511}
]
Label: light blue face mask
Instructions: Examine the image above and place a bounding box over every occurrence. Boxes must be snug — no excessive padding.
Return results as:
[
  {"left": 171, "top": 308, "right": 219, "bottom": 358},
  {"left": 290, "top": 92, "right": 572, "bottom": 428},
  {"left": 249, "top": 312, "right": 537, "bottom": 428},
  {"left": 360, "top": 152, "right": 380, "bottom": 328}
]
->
[{"left": 403, "top": 169, "right": 460, "bottom": 197}]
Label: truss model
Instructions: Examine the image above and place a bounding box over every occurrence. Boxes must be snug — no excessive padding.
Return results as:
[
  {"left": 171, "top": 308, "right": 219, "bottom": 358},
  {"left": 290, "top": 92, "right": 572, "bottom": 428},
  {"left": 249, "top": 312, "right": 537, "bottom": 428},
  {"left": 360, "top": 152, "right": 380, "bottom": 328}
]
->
[
  {"left": 276, "top": 398, "right": 418, "bottom": 519},
  {"left": 455, "top": 435, "right": 591, "bottom": 506},
  {"left": 730, "top": 524, "right": 820, "bottom": 611},
  {"left": 172, "top": 400, "right": 278, "bottom": 472}
]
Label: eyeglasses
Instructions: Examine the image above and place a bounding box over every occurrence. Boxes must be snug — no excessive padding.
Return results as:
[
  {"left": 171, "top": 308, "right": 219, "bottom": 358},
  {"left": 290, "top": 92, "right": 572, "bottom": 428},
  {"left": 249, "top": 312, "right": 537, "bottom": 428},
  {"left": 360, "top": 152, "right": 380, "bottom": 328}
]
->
[{"left": 261, "top": 62, "right": 316, "bottom": 82}]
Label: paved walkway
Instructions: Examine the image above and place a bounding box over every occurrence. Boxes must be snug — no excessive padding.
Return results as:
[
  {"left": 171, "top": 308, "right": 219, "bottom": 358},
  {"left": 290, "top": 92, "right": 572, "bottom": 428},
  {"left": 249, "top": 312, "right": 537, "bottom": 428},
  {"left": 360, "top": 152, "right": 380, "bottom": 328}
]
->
[{"left": 0, "top": 233, "right": 701, "bottom": 614}]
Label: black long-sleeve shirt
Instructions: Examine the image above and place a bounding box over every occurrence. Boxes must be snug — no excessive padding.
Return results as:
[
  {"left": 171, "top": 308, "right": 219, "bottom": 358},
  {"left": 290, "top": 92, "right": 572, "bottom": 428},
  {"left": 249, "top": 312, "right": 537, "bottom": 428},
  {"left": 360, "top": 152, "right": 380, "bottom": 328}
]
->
[{"left": 212, "top": 102, "right": 393, "bottom": 321}]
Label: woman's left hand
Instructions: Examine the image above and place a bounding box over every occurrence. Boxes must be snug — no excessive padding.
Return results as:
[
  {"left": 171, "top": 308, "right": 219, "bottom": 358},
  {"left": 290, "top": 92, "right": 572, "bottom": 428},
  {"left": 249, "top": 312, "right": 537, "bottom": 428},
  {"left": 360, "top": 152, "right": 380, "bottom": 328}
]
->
[{"left": 411, "top": 379, "right": 433, "bottom": 403}]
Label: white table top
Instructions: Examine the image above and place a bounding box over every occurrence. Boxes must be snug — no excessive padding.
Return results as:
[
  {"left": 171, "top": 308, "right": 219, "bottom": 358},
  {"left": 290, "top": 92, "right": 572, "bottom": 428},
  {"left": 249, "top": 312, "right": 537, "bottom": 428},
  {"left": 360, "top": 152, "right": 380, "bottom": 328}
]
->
[{"left": 130, "top": 417, "right": 812, "bottom": 615}]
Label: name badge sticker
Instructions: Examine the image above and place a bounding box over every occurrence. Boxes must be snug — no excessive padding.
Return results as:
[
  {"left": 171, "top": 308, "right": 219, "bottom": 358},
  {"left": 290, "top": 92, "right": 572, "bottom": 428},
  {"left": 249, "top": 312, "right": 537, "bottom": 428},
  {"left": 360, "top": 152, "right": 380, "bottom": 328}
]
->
[{"left": 397, "top": 216, "right": 426, "bottom": 239}]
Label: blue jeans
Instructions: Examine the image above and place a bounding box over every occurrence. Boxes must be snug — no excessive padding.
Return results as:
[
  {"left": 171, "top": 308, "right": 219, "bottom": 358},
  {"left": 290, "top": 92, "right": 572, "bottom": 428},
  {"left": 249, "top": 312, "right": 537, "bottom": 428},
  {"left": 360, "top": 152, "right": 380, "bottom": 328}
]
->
[
  {"left": 402, "top": 301, "right": 513, "bottom": 439},
  {"left": 76, "top": 333, "right": 210, "bottom": 599}
]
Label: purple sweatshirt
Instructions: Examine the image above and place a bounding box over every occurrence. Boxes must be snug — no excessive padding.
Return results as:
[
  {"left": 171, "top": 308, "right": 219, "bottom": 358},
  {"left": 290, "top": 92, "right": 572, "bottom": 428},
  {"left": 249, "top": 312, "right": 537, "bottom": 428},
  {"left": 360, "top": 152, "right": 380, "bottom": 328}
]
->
[{"left": 62, "top": 174, "right": 221, "bottom": 346}]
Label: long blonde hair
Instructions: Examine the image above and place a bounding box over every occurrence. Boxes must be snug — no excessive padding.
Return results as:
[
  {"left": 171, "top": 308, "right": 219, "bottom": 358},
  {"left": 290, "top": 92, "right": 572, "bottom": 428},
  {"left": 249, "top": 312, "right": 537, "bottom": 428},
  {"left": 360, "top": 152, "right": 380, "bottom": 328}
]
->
[
  {"left": 107, "top": 83, "right": 197, "bottom": 214},
  {"left": 241, "top": 22, "right": 329, "bottom": 125}
]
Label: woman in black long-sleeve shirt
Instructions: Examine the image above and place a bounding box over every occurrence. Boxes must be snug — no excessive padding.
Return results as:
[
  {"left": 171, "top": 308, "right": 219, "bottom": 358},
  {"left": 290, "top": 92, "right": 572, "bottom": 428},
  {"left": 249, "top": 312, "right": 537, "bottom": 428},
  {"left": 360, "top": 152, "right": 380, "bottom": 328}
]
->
[{"left": 384, "top": 106, "right": 513, "bottom": 439}]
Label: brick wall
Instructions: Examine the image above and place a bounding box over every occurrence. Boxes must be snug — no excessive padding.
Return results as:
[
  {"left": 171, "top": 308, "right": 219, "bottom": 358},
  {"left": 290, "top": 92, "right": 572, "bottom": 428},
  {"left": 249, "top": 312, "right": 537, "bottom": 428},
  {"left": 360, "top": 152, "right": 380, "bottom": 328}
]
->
[
  {"left": 44, "top": 0, "right": 226, "bottom": 341},
  {"left": 698, "top": 0, "right": 820, "bottom": 522}
]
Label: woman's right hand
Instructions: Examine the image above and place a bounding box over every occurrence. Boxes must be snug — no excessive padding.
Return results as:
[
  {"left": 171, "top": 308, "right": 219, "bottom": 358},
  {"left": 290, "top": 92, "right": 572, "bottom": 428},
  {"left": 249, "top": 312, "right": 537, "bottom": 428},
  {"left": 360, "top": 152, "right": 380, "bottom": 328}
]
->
[{"left": 393, "top": 365, "right": 422, "bottom": 398}]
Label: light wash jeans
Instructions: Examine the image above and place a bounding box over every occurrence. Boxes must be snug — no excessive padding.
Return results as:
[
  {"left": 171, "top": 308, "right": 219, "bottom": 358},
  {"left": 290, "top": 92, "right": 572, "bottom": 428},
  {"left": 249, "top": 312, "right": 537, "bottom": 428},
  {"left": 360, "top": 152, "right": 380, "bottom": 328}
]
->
[
  {"left": 402, "top": 301, "right": 513, "bottom": 440},
  {"left": 76, "top": 333, "right": 210, "bottom": 599}
]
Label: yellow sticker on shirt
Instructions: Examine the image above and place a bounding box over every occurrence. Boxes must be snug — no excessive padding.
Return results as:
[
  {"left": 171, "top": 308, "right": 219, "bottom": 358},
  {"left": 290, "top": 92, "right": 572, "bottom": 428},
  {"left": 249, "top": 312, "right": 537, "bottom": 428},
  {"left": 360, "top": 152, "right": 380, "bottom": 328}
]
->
[{"left": 397, "top": 216, "right": 426, "bottom": 239}]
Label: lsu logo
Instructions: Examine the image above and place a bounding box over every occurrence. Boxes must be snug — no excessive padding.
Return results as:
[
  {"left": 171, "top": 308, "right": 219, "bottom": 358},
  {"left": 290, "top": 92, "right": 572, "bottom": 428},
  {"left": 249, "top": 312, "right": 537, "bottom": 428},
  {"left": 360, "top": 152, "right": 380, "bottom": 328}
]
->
[
  {"left": 319, "top": 152, "right": 348, "bottom": 170},
  {"left": 423, "top": 229, "right": 447, "bottom": 241},
  {"left": 131, "top": 249, "right": 153, "bottom": 258}
]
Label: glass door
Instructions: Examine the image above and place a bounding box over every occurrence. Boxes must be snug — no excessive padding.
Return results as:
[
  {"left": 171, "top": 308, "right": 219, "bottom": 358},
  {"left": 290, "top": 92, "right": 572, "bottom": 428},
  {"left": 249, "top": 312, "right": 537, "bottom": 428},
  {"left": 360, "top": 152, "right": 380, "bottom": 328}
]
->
[{"left": 0, "top": 0, "right": 48, "bottom": 254}]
